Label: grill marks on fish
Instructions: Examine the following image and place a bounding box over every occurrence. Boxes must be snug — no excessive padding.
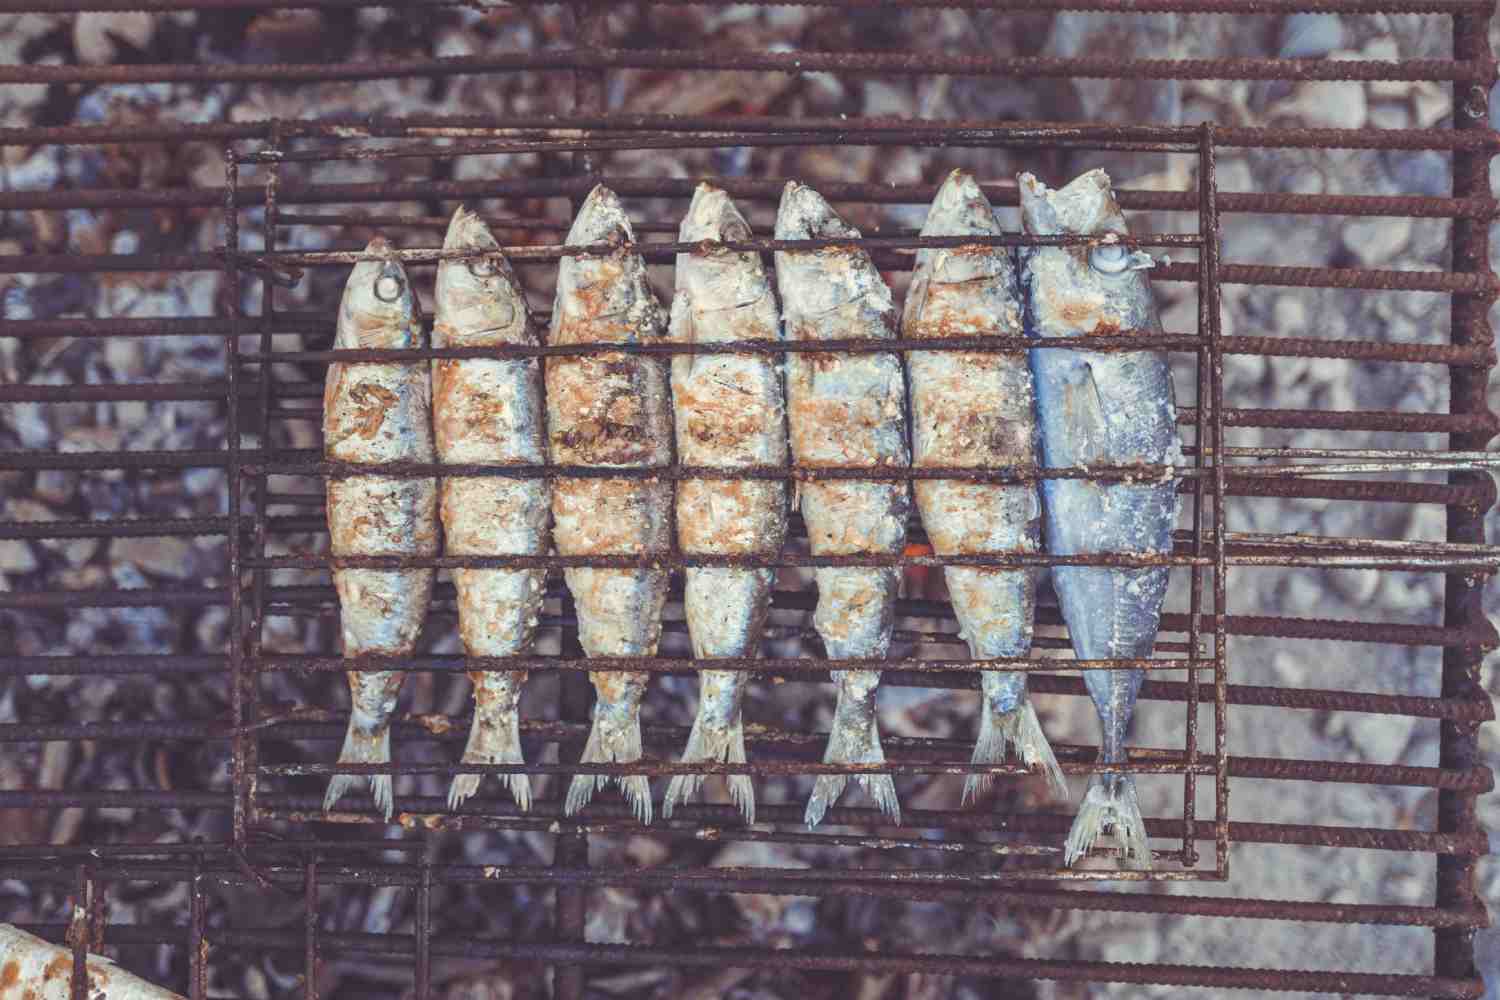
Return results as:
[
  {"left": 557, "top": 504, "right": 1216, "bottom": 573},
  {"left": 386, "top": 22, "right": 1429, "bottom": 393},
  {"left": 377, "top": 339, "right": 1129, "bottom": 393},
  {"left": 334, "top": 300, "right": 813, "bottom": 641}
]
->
[
  {"left": 904, "top": 170, "right": 1067, "bottom": 806},
  {"left": 663, "top": 184, "right": 789, "bottom": 824},
  {"left": 548, "top": 185, "right": 672, "bottom": 824},
  {"left": 1020, "top": 169, "right": 1182, "bottom": 868},
  {"left": 323, "top": 237, "right": 437, "bottom": 822},
  {"left": 433, "top": 206, "right": 549, "bottom": 812},
  {"left": 775, "top": 181, "right": 907, "bottom": 828}
]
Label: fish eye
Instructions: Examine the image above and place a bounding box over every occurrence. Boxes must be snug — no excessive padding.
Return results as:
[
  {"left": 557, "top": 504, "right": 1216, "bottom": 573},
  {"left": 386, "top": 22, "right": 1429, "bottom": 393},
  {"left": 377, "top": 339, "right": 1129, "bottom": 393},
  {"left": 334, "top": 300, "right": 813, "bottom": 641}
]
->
[
  {"left": 468, "top": 255, "right": 499, "bottom": 279},
  {"left": 1089, "top": 243, "right": 1130, "bottom": 275},
  {"left": 374, "top": 274, "right": 404, "bottom": 302}
]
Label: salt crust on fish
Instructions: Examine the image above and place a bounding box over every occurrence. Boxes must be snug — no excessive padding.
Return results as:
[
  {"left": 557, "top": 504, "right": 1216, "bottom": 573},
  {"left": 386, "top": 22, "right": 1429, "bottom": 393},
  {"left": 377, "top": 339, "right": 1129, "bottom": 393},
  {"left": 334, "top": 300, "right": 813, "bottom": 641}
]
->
[
  {"left": 662, "top": 183, "right": 789, "bottom": 824},
  {"left": 548, "top": 185, "right": 672, "bottom": 824},
  {"left": 433, "top": 206, "right": 549, "bottom": 811},
  {"left": 323, "top": 236, "right": 437, "bottom": 822},
  {"left": 775, "top": 181, "right": 907, "bottom": 827}
]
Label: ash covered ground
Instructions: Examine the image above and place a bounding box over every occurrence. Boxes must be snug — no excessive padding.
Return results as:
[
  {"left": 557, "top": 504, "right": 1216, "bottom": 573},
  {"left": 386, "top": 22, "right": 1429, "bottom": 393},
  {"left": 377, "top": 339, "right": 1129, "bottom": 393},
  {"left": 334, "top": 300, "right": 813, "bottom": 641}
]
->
[{"left": 1, "top": 6, "right": 1497, "bottom": 999}]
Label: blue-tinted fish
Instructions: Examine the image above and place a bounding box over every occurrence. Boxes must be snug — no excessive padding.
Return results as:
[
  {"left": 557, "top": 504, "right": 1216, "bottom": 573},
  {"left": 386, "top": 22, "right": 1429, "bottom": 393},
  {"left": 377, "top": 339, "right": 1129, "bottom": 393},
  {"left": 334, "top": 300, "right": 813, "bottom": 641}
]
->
[
  {"left": 775, "top": 182, "right": 908, "bottom": 828},
  {"left": 663, "top": 183, "right": 789, "bottom": 824},
  {"left": 548, "top": 185, "right": 673, "bottom": 824},
  {"left": 903, "top": 169, "right": 1066, "bottom": 804},
  {"left": 1019, "top": 169, "right": 1181, "bottom": 868},
  {"left": 323, "top": 237, "right": 438, "bottom": 821},
  {"left": 433, "top": 207, "right": 549, "bottom": 812}
]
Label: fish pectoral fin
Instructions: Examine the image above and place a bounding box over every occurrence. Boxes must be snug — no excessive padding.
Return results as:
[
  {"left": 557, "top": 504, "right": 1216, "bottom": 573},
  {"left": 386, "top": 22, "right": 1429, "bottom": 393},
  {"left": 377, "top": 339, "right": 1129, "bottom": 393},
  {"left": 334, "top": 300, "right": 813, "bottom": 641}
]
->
[{"left": 1065, "top": 360, "right": 1112, "bottom": 468}]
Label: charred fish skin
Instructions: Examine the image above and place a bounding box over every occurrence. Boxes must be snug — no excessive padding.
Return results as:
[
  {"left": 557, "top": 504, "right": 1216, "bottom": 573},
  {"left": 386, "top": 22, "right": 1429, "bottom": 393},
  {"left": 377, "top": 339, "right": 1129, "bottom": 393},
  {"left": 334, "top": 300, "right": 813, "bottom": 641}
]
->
[
  {"left": 903, "top": 169, "right": 1066, "bottom": 805},
  {"left": 1019, "top": 169, "right": 1181, "bottom": 868},
  {"left": 662, "top": 183, "right": 789, "bottom": 825},
  {"left": 323, "top": 237, "right": 438, "bottom": 822},
  {"left": 774, "top": 181, "right": 908, "bottom": 828},
  {"left": 548, "top": 184, "right": 672, "bottom": 824},
  {"left": 433, "top": 207, "right": 549, "bottom": 812}
]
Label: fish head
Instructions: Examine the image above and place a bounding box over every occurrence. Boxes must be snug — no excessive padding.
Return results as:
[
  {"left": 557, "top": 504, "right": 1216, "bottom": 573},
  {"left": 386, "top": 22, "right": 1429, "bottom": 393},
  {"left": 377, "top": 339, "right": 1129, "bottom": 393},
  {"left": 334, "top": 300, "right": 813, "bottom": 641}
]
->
[
  {"left": 338, "top": 236, "right": 422, "bottom": 350},
  {"left": 558, "top": 184, "right": 639, "bottom": 323},
  {"left": 433, "top": 206, "right": 529, "bottom": 347},
  {"left": 676, "top": 183, "right": 769, "bottom": 313},
  {"left": 774, "top": 181, "right": 886, "bottom": 323},
  {"left": 1018, "top": 170, "right": 1159, "bottom": 339},
  {"left": 917, "top": 168, "right": 1013, "bottom": 286}
]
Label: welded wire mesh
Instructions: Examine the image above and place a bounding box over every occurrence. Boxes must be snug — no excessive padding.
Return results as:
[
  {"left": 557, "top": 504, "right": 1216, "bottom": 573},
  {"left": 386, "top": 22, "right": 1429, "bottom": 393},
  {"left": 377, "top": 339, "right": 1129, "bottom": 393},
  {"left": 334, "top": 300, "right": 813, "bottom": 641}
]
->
[{"left": 0, "top": 2, "right": 1497, "bottom": 997}]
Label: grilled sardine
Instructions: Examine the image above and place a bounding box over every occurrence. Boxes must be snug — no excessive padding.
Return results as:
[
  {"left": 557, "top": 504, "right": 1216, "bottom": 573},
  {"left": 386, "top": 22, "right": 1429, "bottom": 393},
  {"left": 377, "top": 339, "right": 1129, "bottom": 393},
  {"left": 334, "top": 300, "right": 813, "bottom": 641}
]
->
[
  {"left": 323, "top": 237, "right": 438, "bottom": 821},
  {"left": 1020, "top": 169, "right": 1181, "bottom": 868},
  {"left": 775, "top": 182, "right": 909, "bottom": 828},
  {"left": 548, "top": 185, "right": 673, "bottom": 824},
  {"left": 662, "top": 183, "right": 789, "bottom": 824},
  {"left": 904, "top": 169, "right": 1066, "bottom": 804},
  {"left": 434, "top": 207, "right": 549, "bottom": 811}
]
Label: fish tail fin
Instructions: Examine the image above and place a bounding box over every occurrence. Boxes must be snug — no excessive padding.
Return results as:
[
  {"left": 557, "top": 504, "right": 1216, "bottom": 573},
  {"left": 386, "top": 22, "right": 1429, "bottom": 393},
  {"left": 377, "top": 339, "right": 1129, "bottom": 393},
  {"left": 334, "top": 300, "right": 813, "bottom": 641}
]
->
[
  {"left": 806, "top": 671, "right": 900, "bottom": 828},
  {"left": 663, "top": 706, "right": 755, "bottom": 825},
  {"left": 324, "top": 719, "right": 394, "bottom": 821},
  {"left": 448, "top": 674, "right": 531, "bottom": 812},
  {"left": 1064, "top": 773, "right": 1152, "bottom": 869},
  {"left": 964, "top": 696, "right": 1069, "bottom": 805},
  {"left": 566, "top": 682, "right": 652, "bottom": 824}
]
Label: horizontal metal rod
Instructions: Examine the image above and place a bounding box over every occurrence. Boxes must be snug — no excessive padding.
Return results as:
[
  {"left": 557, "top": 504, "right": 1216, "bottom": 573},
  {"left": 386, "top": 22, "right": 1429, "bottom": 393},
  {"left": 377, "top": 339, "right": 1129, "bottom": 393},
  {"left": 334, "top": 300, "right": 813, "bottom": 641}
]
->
[
  {"left": 245, "top": 549, "right": 1210, "bottom": 570},
  {"left": 4, "top": 113, "right": 1498, "bottom": 154},
  {"left": 0, "top": 657, "right": 1488, "bottom": 726},
  {"left": 1, "top": 49, "right": 1492, "bottom": 87},
  {"left": 0, "top": 577, "right": 1491, "bottom": 652},
  {"left": 99, "top": 930, "right": 1500, "bottom": 996},
  {"left": 258, "top": 758, "right": 1214, "bottom": 778},
  {"left": 7, "top": 861, "right": 1487, "bottom": 928},
  {"left": 236, "top": 131, "right": 1211, "bottom": 166},
  {"left": 1, "top": 0, "right": 1491, "bottom": 15},
  {"left": 0, "top": 788, "right": 1481, "bottom": 856},
  {"left": 234, "top": 333, "right": 1213, "bottom": 363},
  {"left": 5, "top": 315, "right": 1489, "bottom": 368}
]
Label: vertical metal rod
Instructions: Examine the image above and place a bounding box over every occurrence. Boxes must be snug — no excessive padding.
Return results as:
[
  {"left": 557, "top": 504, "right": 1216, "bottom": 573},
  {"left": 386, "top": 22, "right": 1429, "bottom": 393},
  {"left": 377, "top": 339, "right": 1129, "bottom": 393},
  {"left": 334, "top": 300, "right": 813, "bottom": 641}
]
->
[
  {"left": 223, "top": 146, "right": 248, "bottom": 848},
  {"left": 1435, "top": 12, "right": 1495, "bottom": 982},
  {"left": 246, "top": 121, "right": 284, "bottom": 831},
  {"left": 69, "top": 865, "right": 88, "bottom": 1000},
  {"left": 554, "top": 7, "right": 611, "bottom": 999},
  {"left": 189, "top": 852, "right": 207, "bottom": 1000},
  {"left": 554, "top": 595, "right": 591, "bottom": 1000},
  {"left": 1199, "top": 122, "right": 1230, "bottom": 877},
  {"left": 304, "top": 856, "right": 319, "bottom": 1000},
  {"left": 1182, "top": 128, "right": 1212, "bottom": 867},
  {"left": 415, "top": 850, "right": 432, "bottom": 1000}
]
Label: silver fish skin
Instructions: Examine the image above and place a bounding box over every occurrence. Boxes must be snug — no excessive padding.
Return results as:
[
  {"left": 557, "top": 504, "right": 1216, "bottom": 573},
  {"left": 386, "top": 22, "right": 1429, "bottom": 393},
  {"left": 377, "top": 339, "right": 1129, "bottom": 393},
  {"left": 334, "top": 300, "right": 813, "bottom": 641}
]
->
[
  {"left": 903, "top": 169, "right": 1066, "bottom": 805},
  {"left": 774, "top": 181, "right": 908, "bottom": 828},
  {"left": 1019, "top": 169, "right": 1182, "bottom": 868},
  {"left": 663, "top": 183, "right": 789, "bottom": 825},
  {"left": 548, "top": 184, "right": 672, "bottom": 824},
  {"left": 433, "top": 207, "right": 549, "bottom": 812},
  {"left": 323, "top": 236, "right": 438, "bottom": 821}
]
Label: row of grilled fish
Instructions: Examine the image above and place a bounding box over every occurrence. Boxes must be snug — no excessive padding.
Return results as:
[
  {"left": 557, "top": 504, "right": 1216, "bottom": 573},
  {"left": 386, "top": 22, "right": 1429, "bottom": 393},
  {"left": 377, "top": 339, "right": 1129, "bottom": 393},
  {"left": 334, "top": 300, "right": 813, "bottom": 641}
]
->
[{"left": 321, "top": 168, "right": 1180, "bottom": 868}]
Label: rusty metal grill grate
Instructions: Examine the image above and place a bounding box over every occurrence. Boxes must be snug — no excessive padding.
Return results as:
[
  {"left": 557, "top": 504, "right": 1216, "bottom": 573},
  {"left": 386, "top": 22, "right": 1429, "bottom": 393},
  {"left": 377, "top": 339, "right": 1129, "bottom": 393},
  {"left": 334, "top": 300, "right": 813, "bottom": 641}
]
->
[{"left": 1, "top": 1, "right": 1498, "bottom": 996}]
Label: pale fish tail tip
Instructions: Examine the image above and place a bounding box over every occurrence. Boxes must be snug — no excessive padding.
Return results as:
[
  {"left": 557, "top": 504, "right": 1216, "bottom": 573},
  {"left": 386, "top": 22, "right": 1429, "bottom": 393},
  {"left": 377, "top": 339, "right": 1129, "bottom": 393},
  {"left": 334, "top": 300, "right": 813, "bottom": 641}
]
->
[
  {"left": 806, "top": 715, "right": 900, "bottom": 828},
  {"left": 1013, "top": 699, "right": 1069, "bottom": 803},
  {"left": 663, "top": 711, "right": 756, "bottom": 825},
  {"left": 450, "top": 706, "right": 531, "bottom": 811},
  {"left": 804, "top": 776, "right": 846, "bottom": 830},
  {"left": 447, "top": 774, "right": 481, "bottom": 812},
  {"left": 324, "top": 719, "right": 393, "bottom": 820},
  {"left": 569, "top": 710, "right": 652, "bottom": 824},
  {"left": 1063, "top": 774, "right": 1152, "bottom": 870},
  {"left": 963, "top": 698, "right": 1069, "bottom": 806}
]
